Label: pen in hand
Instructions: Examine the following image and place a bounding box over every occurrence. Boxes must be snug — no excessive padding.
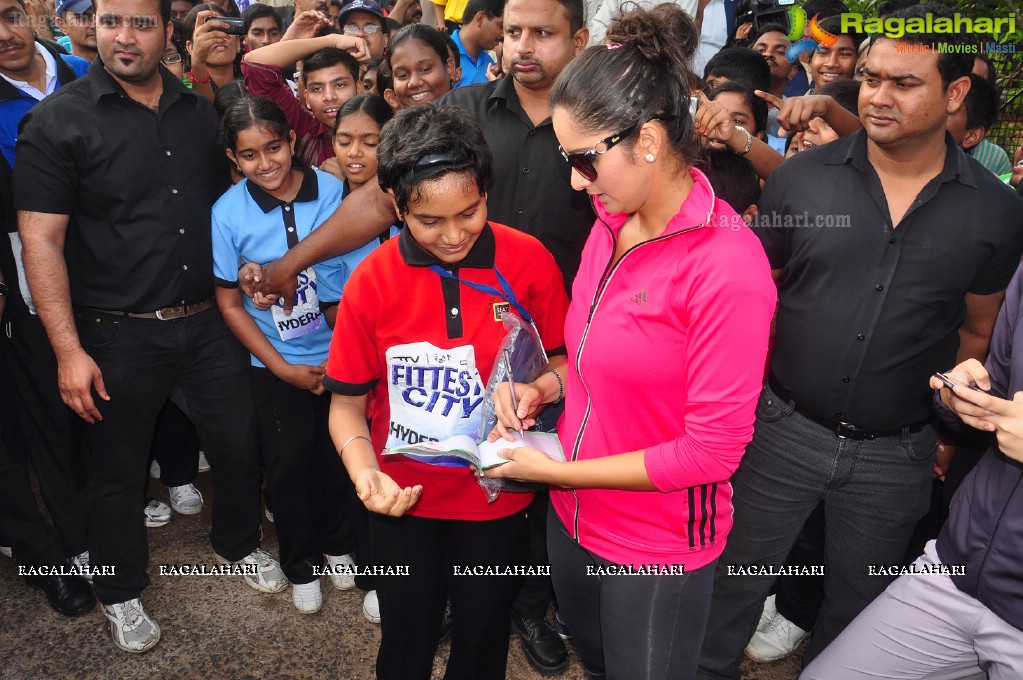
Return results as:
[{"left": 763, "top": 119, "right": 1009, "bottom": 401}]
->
[{"left": 503, "top": 350, "right": 521, "bottom": 439}]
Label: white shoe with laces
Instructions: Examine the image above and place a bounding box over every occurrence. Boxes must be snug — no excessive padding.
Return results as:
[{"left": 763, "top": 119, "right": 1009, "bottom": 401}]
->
[
  {"left": 292, "top": 580, "right": 323, "bottom": 613},
  {"left": 168, "top": 483, "right": 204, "bottom": 515},
  {"left": 215, "top": 548, "right": 288, "bottom": 593},
  {"left": 104, "top": 598, "right": 161, "bottom": 653},
  {"left": 143, "top": 499, "right": 172, "bottom": 528},
  {"left": 745, "top": 611, "right": 809, "bottom": 662},
  {"left": 756, "top": 594, "right": 778, "bottom": 633},
  {"left": 324, "top": 554, "right": 357, "bottom": 590},
  {"left": 363, "top": 589, "right": 381, "bottom": 624}
]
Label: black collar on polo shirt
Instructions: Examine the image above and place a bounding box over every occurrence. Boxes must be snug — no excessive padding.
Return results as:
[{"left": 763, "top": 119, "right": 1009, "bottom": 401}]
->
[
  {"left": 398, "top": 222, "right": 496, "bottom": 270},
  {"left": 245, "top": 164, "right": 319, "bottom": 213}
]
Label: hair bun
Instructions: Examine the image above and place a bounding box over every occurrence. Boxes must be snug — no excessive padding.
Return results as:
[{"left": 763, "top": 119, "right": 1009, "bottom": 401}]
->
[{"left": 606, "top": 3, "right": 699, "bottom": 67}]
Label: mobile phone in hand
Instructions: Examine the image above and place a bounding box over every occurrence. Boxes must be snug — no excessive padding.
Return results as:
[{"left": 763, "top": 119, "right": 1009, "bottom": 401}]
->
[
  {"left": 205, "top": 16, "right": 246, "bottom": 35},
  {"left": 934, "top": 372, "right": 983, "bottom": 392}
]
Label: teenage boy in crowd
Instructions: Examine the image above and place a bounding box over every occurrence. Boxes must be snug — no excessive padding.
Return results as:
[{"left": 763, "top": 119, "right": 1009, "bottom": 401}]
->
[
  {"left": 241, "top": 2, "right": 283, "bottom": 52},
  {"left": 243, "top": 30, "right": 363, "bottom": 166},
  {"left": 338, "top": 0, "right": 390, "bottom": 59},
  {"left": 696, "top": 5, "right": 1023, "bottom": 678}
]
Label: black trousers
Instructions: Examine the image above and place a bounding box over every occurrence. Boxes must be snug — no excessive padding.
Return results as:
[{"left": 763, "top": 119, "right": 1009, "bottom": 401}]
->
[
  {"left": 371, "top": 509, "right": 529, "bottom": 680},
  {"left": 150, "top": 400, "right": 201, "bottom": 488},
  {"left": 251, "top": 367, "right": 354, "bottom": 583},
  {"left": 548, "top": 510, "right": 717, "bottom": 680},
  {"left": 773, "top": 502, "right": 825, "bottom": 631},
  {"left": 0, "top": 419, "right": 66, "bottom": 568},
  {"left": 5, "top": 312, "right": 88, "bottom": 557},
  {"left": 74, "top": 306, "right": 262, "bottom": 605}
]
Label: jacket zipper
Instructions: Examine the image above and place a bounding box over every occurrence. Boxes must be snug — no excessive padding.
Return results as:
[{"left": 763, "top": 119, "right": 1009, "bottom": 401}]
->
[{"left": 569, "top": 214, "right": 706, "bottom": 541}]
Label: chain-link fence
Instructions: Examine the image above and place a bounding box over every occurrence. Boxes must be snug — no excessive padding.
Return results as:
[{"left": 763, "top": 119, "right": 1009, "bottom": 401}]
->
[{"left": 991, "top": 51, "right": 1023, "bottom": 159}]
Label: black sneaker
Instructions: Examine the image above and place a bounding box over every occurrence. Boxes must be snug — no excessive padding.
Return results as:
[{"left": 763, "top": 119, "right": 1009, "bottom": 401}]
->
[{"left": 511, "top": 612, "right": 569, "bottom": 675}]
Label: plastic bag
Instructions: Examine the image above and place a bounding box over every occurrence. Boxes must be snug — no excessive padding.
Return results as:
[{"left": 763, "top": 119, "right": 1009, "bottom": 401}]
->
[{"left": 473, "top": 312, "right": 549, "bottom": 501}]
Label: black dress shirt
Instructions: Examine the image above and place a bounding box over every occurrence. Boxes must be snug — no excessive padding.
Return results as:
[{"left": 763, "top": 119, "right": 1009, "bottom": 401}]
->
[
  {"left": 758, "top": 130, "right": 1023, "bottom": 431},
  {"left": 440, "top": 77, "right": 594, "bottom": 291},
  {"left": 14, "top": 59, "right": 228, "bottom": 312}
]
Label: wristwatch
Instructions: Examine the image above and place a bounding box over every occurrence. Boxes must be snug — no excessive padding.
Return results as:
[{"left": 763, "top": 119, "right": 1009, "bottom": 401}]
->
[{"left": 0, "top": 281, "right": 8, "bottom": 299}]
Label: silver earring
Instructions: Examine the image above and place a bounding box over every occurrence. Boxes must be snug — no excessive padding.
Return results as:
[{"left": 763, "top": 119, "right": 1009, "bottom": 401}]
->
[{"left": 645, "top": 153, "right": 655, "bottom": 163}]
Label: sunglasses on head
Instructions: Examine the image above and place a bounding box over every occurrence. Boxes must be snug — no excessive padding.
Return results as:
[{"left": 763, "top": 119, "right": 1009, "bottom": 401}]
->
[{"left": 558, "top": 122, "right": 637, "bottom": 183}]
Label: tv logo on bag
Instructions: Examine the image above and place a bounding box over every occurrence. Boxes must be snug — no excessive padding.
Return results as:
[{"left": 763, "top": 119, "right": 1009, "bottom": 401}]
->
[{"left": 385, "top": 342, "right": 485, "bottom": 448}]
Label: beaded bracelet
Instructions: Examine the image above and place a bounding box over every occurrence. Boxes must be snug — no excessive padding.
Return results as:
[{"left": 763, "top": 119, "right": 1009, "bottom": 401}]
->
[{"left": 545, "top": 368, "right": 565, "bottom": 403}]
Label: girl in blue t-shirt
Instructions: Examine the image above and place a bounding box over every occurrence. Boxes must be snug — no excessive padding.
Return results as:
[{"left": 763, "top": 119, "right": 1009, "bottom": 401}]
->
[{"left": 211, "top": 96, "right": 358, "bottom": 614}]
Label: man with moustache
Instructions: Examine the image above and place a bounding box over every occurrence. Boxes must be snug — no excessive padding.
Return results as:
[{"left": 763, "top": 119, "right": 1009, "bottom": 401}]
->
[
  {"left": 15, "top": 0, "right": 282, "bottom": 653},
  {"left": 696, "top": 4, "right": 1023, "bottom": 678}
]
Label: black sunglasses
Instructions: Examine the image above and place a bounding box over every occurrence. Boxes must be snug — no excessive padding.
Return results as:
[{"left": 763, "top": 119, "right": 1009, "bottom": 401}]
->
[{"left": 558, "top": 122, "right": 638, "bottom": 182}]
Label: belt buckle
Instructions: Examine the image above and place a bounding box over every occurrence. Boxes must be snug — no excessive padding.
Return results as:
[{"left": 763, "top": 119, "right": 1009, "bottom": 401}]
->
[
  {"left": 834, "top": 422, "right": 861, "bottom": 440},
  {"left": 155, "top": 305, "right": 185, "bottom": 321}
]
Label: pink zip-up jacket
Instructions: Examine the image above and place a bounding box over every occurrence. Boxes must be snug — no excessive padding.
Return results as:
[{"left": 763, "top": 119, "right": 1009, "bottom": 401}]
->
[{"left": 551, "top": 168, "right": 775, "bottom": 568}]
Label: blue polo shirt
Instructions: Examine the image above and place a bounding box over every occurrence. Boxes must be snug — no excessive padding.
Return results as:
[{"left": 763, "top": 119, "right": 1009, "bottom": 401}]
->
[
  {"left": 451, "top": 29, "right": 494, "bottom": 88},
  {"left": 212, "top": 166, "right": 346, "bottom": 368}
]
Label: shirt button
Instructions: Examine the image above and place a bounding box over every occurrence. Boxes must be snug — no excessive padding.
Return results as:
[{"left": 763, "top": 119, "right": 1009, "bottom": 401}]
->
[
  {"left": 834, "top": 411, "right": 842, "bottom": 418},
  {"left": 842, "top": 376, "right": 850, "bottom": 382},
  {"left": 182, "top": 265, "right": 189, "bottom": 271},
  {"left": 284, "top": 206, "right": 291, "bottom": 212},
  {"left": 875, "top": 284, "right": 883, "bottom": 291},
  {"left": 165, "top": 150, "right": 171, "bottom": 156},
  {"left": 516, "top": 208, "right": 523, "bottom": 214},
  {"left": 450, "top": 307, "right": 459, "bottom": 316},
  {"left": 857, "top": 333, "right": 865, "bottom": 341},
  {"left": 171, "top": 188, "right": 178, "bottom": 194},
  {"left": 889, "top": 236, "right": 896, "bottom": 243},
  {"left": 287, "top": 227, "right": 294, "bottom": 232},
  {"left": 178, "top": 228, "right": 185, "bottom": 234},
  {"left": 522, "top": 168, "right": 529, "bottom": 174}
]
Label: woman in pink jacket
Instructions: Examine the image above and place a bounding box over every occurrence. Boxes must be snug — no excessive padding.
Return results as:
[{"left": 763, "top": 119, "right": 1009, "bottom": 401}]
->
[{"left": 484, "top": 6, "right": 776, "bottom": 679}]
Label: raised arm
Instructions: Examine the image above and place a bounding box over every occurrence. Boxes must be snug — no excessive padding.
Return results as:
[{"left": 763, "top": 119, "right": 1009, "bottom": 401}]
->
[{"left": 244, "top": 32, "right": 370, "bottom": 69}]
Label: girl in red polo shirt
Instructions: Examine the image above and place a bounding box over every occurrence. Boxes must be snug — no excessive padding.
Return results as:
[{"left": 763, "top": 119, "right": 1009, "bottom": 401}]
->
[{"left": 325, "top": 104, "right": 569, "bottom": 680}]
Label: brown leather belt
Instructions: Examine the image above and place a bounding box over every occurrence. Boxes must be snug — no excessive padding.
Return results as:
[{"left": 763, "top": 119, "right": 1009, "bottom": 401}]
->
[{"left": 85, "top": 297, "right": 215, "bottom": 321}]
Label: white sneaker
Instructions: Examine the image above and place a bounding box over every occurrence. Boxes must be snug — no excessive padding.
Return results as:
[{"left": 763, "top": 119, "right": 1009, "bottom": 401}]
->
[
  {"left": 363, "top": 589, "right": 381, "bottom": 624},
  {"left": 103, "top": 598, "right": 161, "bottom": 653},
  {"left": 0, "top": 545, "right": 12, "bottom": 558},
  {"left": 215, "top": 548, "right": 288, "bottom": 593},
  {"left": 745, "top": 611, "right": 809, "bottom": 662},
  {"left": 71, "top": 550, "right": 93, "bottom": 582},
  {"left": 197, "top": 451, "right": 210, "bottom": 473},
  {"left": 143, "top": 499, "right": 172, "bottom": 528},
  {"left": 324, "top": 554, "right": 357, "bottom": 591},
  {"left": 168, "top": 484, "right": 204, "bottom": 515},
  {"left": 756, "top": 594, "right": 778, "bottom": 633},
  {"left": 149, "top": 460, "right": 160, "bottom": 479},
  {"left": 292, "top": 581, "right": 323, "bottom": 614}
]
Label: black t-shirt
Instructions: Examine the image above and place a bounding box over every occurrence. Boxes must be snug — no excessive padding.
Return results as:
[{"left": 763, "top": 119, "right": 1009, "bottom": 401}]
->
[
  {"left": 757, "top": 130, "right": 1023, "bottom": 430},
  {"left": 14, "top": 59, "right": 229, "bottom": 312}
]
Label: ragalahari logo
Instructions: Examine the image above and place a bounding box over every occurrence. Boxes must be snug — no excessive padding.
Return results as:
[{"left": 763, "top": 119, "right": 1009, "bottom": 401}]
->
[{"left": 785, "top": 6, "right": 839, "bottom": 62}]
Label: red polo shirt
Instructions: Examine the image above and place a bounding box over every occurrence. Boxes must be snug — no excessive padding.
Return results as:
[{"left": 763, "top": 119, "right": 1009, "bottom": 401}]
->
[{"left": 325, "top": 222, "right": 569, "bottom": 520}]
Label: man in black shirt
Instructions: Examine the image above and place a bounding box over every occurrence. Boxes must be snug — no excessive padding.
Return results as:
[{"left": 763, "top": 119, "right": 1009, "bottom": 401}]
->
[
  {"left": 697, "top": 5, "right": 1023, "bottom": 678},
  {"left": 15, "top": 0, "right": 281, "bottom": 654},
  {"left": 441, "top": 0, "right": 590, "bottom": 291}
]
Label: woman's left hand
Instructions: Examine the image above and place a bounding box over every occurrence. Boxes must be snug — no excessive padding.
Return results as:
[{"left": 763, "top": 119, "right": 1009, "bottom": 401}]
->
[
  {"left": 943, "top": 386, "right": 1023, "bottom": 464},
  {"left": 482, "top": 445, "right": 560, "bottom": 483}
]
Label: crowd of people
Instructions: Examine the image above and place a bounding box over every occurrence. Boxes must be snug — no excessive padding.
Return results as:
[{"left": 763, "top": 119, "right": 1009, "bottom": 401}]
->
[{"left": 1, "top": 0, "right": 1022, "bottom": 677}]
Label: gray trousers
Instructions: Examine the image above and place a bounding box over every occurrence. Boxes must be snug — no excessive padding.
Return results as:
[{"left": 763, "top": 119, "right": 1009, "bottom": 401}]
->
[
  {"left": 696, "top": 385, "right": 935, "bottom": 679},
  {"left": 801, "top": 540, "right": 1023, "bottom": 680}
]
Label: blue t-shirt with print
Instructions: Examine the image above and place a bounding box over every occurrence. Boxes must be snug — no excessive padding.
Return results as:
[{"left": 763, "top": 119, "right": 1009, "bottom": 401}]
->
[{"left": 212, "top": 166, "right": 345, "bottom": 368}]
